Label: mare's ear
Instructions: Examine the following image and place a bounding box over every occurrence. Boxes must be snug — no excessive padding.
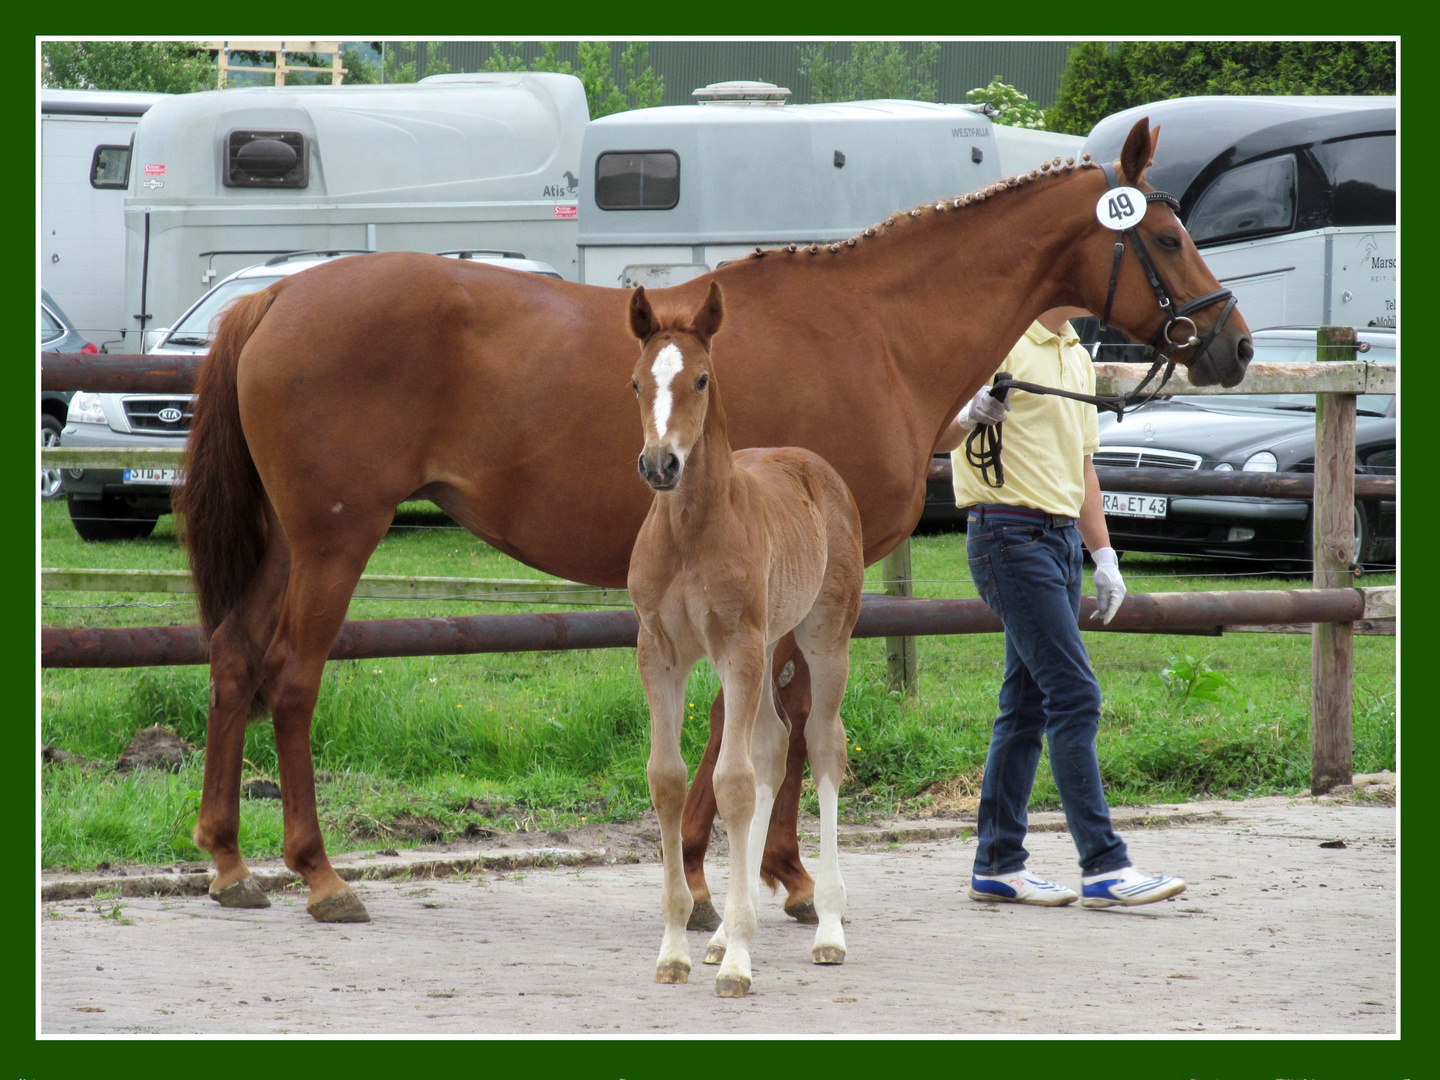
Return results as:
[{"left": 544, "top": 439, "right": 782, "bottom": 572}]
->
[
  {"left": 692, "top": 281, "right": 724, "bottom": 348},
  {"left": 629, "top": 286, "right": 656, "bottom": 341},
  {"left": 1119, "top": 117, "right": 1153, "bottom": 187}
]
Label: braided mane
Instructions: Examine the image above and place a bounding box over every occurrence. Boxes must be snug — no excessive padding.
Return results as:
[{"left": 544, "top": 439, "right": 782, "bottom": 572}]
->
[{"left": 745, "top": 152, "right": 1103, "bottom": 260}]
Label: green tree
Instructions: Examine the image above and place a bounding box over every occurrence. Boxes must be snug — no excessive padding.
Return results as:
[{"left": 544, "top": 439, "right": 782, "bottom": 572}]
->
[
  {"left": 41, "top": 41, "right": 215, "bottom": 93},
  {"left": 966, "top": 76, "right": 1046, "bottom": 130},
  {"left": 341, "top": 42, "right": 450, "bottom": 85},
  {"left": 797, "top": 42, "right": 941, "bottom": 103},
  {"left": 481, "top": 41, "right": 663, "bottom": 118},
  {"left": 1049, "top": 41, "right": 1396, "bottom": 135}
]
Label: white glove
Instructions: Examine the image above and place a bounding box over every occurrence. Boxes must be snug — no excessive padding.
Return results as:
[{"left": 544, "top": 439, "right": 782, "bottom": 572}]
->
[
  {"left": 956, "top": 386, "right": 1012, "bottom": 430},
  {"left": 1091, "top": 546, "right": 1126, "bottom": 624}
]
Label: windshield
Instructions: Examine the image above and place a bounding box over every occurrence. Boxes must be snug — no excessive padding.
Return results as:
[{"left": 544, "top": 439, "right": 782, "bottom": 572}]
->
[
  {"left": 166, "top": 276, "right": 280, "bottom": 343},
  {"left": 1172, "top": 343, "right": 1395, "bottom": 416}
]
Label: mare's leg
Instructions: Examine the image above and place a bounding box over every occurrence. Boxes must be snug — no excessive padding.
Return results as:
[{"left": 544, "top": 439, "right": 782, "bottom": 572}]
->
[
  {"left": 684, "top": 636, "right": 815, "bottom": 929},
  {"left": 194, "top": 519, "right": 290, "bottom": 907},
  {"left": 264, "top": 521, "right": 389, "bottom": 922},
  {"left": 793, "top": 637, "right": 851, "bottom": 964},
  {"left": 637, "top": 632, "right": 695, "bottom": 983},
  {"left": 706, "top": 637, "right": 768, "bottom": 997}
]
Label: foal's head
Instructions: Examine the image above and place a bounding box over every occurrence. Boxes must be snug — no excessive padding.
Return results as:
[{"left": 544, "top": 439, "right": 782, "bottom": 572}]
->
[{"left": 629, "top": 282, "right": 725, "bottom": 492}]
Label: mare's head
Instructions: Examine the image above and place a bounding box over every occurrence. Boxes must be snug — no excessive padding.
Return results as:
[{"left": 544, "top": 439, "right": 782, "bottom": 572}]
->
[
  {"left": 628, "top": 282, "right": 725, "bottom": 491},
  {"left": 1073, "top": 117, "right": 1253, "bottom": 387}
]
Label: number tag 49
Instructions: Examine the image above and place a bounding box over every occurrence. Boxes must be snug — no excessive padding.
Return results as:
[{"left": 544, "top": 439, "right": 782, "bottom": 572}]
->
[{"left": 1096, "top": 186, "right": 1147, "bottom": 230}]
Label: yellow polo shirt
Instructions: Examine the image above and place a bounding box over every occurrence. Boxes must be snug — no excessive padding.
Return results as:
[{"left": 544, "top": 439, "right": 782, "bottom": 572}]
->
[{"left": 951, "top": 320, "right": 1099, "bottom": 519}]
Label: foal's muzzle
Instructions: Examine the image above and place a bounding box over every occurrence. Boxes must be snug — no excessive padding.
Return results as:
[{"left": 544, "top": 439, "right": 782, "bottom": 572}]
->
[{"left": 638, "top": 449, "right": 682, "bottom": 491}]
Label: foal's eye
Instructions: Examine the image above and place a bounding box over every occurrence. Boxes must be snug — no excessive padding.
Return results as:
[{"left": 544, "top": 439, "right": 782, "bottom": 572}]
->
[
  {"left": 631, "top": 379, "right": 639, "bottom": 394},
  {"left": 696, "top": 373, "right": 710, "bottom": 391}
]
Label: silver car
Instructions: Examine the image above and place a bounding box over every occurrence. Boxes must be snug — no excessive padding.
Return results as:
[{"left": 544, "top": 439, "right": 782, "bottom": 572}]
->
[{"left": 60, "top": 249, "right": 561, "bottom": 540}]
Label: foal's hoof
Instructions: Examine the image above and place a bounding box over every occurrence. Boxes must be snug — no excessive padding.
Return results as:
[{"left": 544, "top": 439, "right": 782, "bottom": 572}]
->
[
  {"left": 714, "top": 973, "right": 751, "bottom": 998},
  {"left": 307, "top": 889, "right": 370, "bottom": 923},
  {"left": 687, "top": 899, "right": 721, "bottom": 932},
  {"left": 783, "top": 898, "right": 818, "bottom": 925},
  {"left": 209, "top": 877, "right": 270, "bottom": 909},
  {"left": 812, "top": 944, "right": 847, "bottom": 965},
  {"left": 703, "top": 942, "right": 727, "bottom": 965},
  {"left": 655, "top": 962, "right": 690, "bottom": 984}
]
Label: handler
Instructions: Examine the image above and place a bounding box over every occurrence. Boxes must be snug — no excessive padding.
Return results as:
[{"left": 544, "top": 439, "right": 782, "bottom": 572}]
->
[{"left": 935, "top": 308, "right": 1187, "bottom": 909}]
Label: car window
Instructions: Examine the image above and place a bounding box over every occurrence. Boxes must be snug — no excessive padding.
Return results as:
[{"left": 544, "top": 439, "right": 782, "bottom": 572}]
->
[
  {"left": 1189, "top": 154, "right": 1297, "bottom": 245},
  {"left": 40, "top": 304, "right": 64, "bottom": 345},
  {"left": 167, "top": 276, "right": 281, "bottom": 341}
]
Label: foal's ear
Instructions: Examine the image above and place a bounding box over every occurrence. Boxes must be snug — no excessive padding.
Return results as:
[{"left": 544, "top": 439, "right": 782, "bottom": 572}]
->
[
  {"left": 692, "top": 281, "right": 725, "bottom": 348},
  {"left": 1119, "top": 116, "right": 1154, "bottom": 187},
  {"left": 629, "top": 286, "right": 656, "bottom": 342}
]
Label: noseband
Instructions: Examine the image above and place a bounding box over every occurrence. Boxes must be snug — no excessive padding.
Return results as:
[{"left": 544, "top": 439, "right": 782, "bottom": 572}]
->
[{"left": 1096, "top": 161, "right": 1237, "bottom": 405}]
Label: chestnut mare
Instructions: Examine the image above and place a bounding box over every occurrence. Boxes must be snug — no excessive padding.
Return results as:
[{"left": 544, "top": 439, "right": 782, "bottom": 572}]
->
[
  {"left": 178, "top": 117, "right": 1252, "bottom": 923},
  {"left": 627, "top": 282, "right": 863, "bottom": 996}
]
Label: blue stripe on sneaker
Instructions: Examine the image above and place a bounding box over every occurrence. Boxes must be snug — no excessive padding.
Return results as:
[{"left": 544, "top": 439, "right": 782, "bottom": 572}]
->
[{"left": 970, "top": 877, "right": 1019, "bottom": 899}]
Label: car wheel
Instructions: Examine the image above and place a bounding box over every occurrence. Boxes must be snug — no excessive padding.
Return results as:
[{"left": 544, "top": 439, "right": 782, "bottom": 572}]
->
[
  {"left": 66, "top": 494, "right": 159, "bottom": 542},
  {"left": 41, "top": 414, "right": 63, "bottom": 500}
]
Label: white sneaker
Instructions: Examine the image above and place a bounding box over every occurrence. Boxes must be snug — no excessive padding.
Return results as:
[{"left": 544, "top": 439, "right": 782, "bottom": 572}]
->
[
  {"left": 1081, "top": 866, "right": 1186, "bottom": 908},
  {"left": 969, "top": 869, "right": 1078, "bottom": 906}
]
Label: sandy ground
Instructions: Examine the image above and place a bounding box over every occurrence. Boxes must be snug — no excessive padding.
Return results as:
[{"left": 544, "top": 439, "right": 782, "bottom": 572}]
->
[{"left": 39, "top": 794, "right": 1396, "bottom": 1036}]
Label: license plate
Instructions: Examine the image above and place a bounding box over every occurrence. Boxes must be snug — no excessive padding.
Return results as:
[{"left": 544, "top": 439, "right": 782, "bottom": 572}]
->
[
  {"left": 123, "top": 468, "right": 184, "bottom": 485},
  {"left": 1102, "top": 491, "right": 1167, "bottom": 518}
]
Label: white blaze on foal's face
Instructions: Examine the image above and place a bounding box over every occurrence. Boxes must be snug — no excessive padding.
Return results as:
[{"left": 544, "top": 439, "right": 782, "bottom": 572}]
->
[{"left": 649, "top": 343, "right": 685, "bottom": 440}]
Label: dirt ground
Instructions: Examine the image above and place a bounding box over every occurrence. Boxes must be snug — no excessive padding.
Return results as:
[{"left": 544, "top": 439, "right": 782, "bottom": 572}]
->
[{"left": 40, "top": 788, "right": 1396, "bottom": 1036}]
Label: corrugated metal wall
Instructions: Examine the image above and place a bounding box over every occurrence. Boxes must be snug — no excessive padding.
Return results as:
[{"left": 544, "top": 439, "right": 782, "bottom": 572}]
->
[{"left": 405, "top": 41, "right": 1075, "bottom": 109}]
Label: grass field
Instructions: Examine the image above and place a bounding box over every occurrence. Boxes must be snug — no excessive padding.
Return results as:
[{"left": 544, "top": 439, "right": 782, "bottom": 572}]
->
[{"left": 40, "top": 499, "right": 1396, "bottom": 871}]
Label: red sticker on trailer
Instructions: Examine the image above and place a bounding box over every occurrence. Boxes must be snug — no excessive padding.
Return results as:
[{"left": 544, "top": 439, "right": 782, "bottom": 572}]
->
[
  {"left": 554, "top": 205, "right": 577, "bottom": 219},
  {"left": 144, "top": 164, "right": 166, "bottom": 176}
]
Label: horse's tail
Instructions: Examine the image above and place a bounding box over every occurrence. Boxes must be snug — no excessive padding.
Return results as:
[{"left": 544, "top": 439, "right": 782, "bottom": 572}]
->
[{"left": 175, "top": 288, "right": 277, "bottom": 636}]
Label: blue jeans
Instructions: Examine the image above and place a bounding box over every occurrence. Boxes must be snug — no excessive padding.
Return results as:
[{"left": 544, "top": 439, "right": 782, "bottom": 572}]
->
[{"left": 966, "top": 507, "right": 1129, "bottom": 877}]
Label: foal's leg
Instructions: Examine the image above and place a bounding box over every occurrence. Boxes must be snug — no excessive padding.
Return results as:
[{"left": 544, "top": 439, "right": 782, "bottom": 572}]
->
[
  {"left": 263, "top": 529, "right": 387, "bottom": 922},
  {"left": 795, "top": 640, "right": 850, "bottom": 965},
  {"left": 194, "top": 518, "right": 289, "bottom": 908},
  {"left": 637, "top": 633, "right": 695, "bottom": 983},
  {"left": 683, "top": 636, "right": 815, "bottom": 930},
  {"left": 746, "top": 645, "right": 791, "bottom": 920},
  {"left": 706, "top": 637, "right": 768, "bottom": 998}
]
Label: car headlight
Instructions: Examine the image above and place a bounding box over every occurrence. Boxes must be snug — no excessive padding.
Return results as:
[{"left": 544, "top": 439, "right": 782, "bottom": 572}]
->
[
  {"left": 1242, "top": 451, "right": 1278, "bottom": 473},
  {"left": 1213, "top": 462, "right": 1234, "bottom": 472},
  {"left": 67, "top": 392, "right": 107, "bottom": 425}
]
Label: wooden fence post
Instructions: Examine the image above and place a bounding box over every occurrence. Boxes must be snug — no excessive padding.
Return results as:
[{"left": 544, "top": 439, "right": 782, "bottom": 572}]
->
[
  {"left": 882, "top": 539, "right": 918, "bottom": 695},
  {"left": 1311, "top": 326, "right": 1357, "bottom": 794}
]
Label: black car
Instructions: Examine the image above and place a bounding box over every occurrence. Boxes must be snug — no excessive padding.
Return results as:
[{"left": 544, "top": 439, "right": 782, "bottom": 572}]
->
[{"left": 1094, "top": 328, "right": 1395, "bottom": 566}]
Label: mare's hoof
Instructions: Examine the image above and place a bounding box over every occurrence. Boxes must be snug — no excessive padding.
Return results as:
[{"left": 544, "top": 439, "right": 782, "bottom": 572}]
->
[
  {"left": 703, "top": 943, "right": 727, "bottom": 965},
  {"left": 812, "top": 944, "right": 847, "bottom": 965},
  {"left": 655, "top": 962, "right": 690, "bottom": 984},
  {"left": 783, "top": 898, "right": 818, "bottom": 925},
  {"left": 687, "top": 899, "right": 721, "bottom": 932},
  {"left": 714, "top": 973, "right": 751, "bottom": 998},
  {"left": 307, "top": 889, "right": 370, "bottom": 923},
  {"left": 210, "top": 877, "right": 270, "bottom": 909}
]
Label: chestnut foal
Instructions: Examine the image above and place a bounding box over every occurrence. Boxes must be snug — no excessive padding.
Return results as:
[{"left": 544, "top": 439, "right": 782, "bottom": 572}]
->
[{"left": 626, "top": 283, "right": 864, "bottom": 997}]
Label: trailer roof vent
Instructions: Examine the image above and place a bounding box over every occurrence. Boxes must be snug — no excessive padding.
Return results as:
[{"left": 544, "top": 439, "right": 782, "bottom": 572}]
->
[
  {"left": 225, "top": 129, "right": 308, "bottom": 188},
  {"left": 692, "top": 81, "right": 791, "bottom": 106}
]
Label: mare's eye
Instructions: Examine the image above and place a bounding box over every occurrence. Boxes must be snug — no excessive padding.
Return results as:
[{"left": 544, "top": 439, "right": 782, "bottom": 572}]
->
[
  {"left": 1156, "top": 233, "right": 1182, "bottom": 251},
  {"left": 696, "top": 373, "right": 710, "bottom": 391},
  {"left": 631, "top": 380, "right": 639, "bottom": 394}
]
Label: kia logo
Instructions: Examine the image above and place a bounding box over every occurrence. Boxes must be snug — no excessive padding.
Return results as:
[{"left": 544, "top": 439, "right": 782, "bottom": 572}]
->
[{"left": 158, "top": 407, "right": 184, "bottom": 423}]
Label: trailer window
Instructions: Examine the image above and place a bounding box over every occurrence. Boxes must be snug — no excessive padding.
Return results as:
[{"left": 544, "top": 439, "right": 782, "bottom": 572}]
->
[
  {"left": 1315, "top": 133, "right": 1396, "bottom": 227},
  {"left": 1188, "top": 154, "right": 1297, "bottom": 246},
  {"left": 595, "top": 151, "right": 679, "bottom": 210},
  {"left": 90, "top": 144, "right": 131, "bottom": 189},
  {"left": 225, "top": 130, "right": 308, "bottom": 189}
]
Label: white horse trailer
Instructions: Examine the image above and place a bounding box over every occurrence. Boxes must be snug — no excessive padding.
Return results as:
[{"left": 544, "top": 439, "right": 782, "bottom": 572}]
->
[
  {"left": 41, "top": 89, "right": 168, "bottom": 348},
  {"left": 577, "top": 83, "right": 1085, "bottom": 288},
  {"left": 1084, "top": 96, "right": 1396, "bottom": 332},
  {"left": 123, "top": 72, "right": 589, "bottom": 350}
]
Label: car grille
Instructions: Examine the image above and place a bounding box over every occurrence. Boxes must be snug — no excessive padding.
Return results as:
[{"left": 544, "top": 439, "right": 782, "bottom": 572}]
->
[
  {"left": 123, "top": 396, "right": 193, "bottom": 434},
  {"left": 1092, "top": 447, "right": 1202, "bottom": 470}
]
